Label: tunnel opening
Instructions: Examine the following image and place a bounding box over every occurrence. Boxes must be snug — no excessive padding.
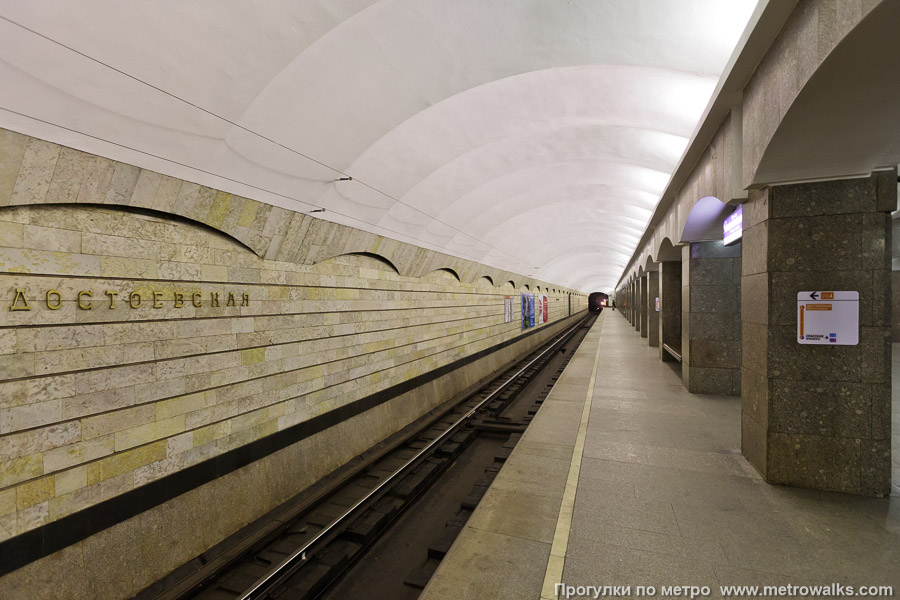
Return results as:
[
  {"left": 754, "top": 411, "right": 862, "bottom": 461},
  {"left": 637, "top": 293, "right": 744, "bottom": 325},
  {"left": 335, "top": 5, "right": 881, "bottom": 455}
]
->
[{"left": 657, "top": 239, "right": 682, "bottom": 363}]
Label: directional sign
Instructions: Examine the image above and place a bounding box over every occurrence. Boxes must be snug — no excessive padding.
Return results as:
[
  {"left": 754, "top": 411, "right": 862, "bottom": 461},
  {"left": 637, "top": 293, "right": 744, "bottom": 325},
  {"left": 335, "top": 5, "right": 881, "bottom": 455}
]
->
[
  {"left": 723, "top": 205, "right": 743, "bottom": 246},
  {"left": 797, "top": 291, "right": 858, "bottom": 345}
]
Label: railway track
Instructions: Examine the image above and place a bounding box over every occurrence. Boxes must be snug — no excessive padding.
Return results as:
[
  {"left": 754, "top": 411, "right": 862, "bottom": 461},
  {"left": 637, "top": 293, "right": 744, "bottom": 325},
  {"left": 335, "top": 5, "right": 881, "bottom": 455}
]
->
[{"left": 138, "top": 313, "right": 596, "bottom": 600}]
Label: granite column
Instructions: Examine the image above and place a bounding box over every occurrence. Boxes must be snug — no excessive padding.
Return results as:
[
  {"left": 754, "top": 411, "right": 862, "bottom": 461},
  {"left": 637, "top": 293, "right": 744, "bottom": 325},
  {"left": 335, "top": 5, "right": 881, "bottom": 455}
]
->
[
  {"left": 648, "top": 269, "right": 660, "bottom": 347},
  {"left": 635, "top": 277, "right": 642, "bottom": 331},
  {"left": 682, "top": 241, "right": 741, "bottom": 395},
  {"left": 640, "top": 273, "right": 649, "bottom": 338},
  {"left": 741, "top": 170, "right": 894, "bottom": 496}
]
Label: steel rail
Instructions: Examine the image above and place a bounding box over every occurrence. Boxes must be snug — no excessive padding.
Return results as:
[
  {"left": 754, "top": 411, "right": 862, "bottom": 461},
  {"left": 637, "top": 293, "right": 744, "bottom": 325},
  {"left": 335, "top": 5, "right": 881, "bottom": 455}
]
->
[{"left": 236, "top": 314, "right": 592, "bottom": 600}]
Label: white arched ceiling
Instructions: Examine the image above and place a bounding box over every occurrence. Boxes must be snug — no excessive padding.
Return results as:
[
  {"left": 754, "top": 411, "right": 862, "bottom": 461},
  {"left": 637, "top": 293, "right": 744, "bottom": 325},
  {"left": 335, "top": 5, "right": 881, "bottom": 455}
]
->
[{"left": 0, "top": 0, "right": 757, "bottom": 292}]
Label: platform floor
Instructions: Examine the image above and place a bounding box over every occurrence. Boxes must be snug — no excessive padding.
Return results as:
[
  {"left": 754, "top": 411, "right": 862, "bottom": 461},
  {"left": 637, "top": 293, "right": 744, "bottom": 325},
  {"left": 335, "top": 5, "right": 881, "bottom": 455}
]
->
[{"left": 420, "top": 312, "right": 900, "bottom": 600}]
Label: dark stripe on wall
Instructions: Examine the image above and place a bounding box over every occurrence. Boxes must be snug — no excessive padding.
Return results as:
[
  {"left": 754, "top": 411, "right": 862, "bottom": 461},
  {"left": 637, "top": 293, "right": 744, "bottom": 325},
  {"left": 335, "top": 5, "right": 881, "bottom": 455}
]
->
[{"left": 0, "top": 311, "right": 587, "bottom": 576}]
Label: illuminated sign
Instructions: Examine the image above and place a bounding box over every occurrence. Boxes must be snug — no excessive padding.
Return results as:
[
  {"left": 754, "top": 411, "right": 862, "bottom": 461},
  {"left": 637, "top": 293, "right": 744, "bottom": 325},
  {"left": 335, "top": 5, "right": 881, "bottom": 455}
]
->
[{"left": 723, "top": 205, "right": 742, "bottom": 246}]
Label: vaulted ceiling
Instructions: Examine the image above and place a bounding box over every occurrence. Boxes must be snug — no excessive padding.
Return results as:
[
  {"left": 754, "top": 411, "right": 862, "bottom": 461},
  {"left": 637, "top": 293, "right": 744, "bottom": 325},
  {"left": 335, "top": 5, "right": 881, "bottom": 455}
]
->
[{"left": 0, "top": 0, "right": 757, "bottom": 291}]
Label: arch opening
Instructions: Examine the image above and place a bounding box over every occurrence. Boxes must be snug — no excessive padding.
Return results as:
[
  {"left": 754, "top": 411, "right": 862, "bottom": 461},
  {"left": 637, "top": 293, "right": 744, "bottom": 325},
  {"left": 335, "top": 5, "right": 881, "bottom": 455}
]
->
[
  {"left": 327, "top": 251, "right": 399, "bottom": 274},
  {"left": 681, "top": 196, "right": 733, "bottom": 243}
]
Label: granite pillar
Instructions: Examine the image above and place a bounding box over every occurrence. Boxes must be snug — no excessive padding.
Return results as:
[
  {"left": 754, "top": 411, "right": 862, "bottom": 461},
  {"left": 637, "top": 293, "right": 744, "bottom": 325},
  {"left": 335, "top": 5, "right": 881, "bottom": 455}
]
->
[
  {"left": 640, "top": 273, "right": 649, "bottom": 338},
  {"left": 633, "top": 281, "right": 637, "bottom": 326},
  {"left": 624, "top": 282, "right": 631, "bottom": 323},
  {"left": 648, "top": 269, "right": 660, "bottom": 347},
  {"left": 659, "top": 260, "right": 682, "bottom": 362},
  {"left": 741, "top": 170, "right": 894, "bottom": 496},
  {"left": 635, "top": 277, "right": 642, "bottom": 332},
  {"left": 892, "top": 271, "right": 900, "bottom": 341},
  {"left": 892, "top": 217, "right": 900, "bottom": 341},
  {"left": 629, "top": 281, "right": 634, "bottom": 325},
  {"left": 681, "top": 241, "right": 741, "bottom": 395},
  {"left": 629, "top": 282, "right": 635, "bottom": 324}
]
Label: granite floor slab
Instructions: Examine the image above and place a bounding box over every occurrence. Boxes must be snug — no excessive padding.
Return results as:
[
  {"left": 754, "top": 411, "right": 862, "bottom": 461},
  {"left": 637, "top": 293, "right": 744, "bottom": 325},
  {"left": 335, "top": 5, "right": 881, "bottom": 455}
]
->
[{"left": 421, "top": 313, "right": 900, "bottom": 600}]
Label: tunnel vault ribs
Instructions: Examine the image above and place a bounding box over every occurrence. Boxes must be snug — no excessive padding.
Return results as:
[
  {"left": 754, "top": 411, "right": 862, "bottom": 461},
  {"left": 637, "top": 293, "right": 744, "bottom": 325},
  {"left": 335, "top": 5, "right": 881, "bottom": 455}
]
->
[{"left": 141, "top": 314, "right": 594, "bottom": 600}]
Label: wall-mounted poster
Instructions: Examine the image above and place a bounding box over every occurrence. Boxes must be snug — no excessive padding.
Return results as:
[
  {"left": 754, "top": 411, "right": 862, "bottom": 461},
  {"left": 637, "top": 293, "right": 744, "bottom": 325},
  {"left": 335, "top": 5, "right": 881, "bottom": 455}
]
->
[
  {"left": 504, "top": 296, "right": 513, "bottom": 323},
  {"left": 543, "top": 294, "right": 548, "bottom": 323},
  {"left": 535, "top": 294, "right": 544, "bottom": 325},
  {"left": 521, "top": 293, "right": 535, "bottom": 329}
]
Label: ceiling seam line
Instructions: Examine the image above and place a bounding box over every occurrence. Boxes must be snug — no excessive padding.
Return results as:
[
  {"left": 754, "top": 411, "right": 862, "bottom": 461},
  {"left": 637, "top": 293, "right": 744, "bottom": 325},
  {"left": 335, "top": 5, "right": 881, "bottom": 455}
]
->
[
  {"left": 0, "top": 14, "right": 532, "bottom": 268},
  {"left": 0, "top": 106, "right": 541, "bottom": 273}
]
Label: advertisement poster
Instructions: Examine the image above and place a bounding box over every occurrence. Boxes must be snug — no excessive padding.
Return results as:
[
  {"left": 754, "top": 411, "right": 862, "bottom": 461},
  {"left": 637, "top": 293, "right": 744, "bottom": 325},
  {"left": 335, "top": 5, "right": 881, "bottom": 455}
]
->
[
  {"left": 543, "top": 295, "right": 548, "bottom": 323},
  {"left": 521, "top": 293, "right": 535, "bottom": 329},
  {"left": 504, "top": 296, "right": 513, "bottom": 323},
  {"left": 535, "top": 295, "right": 543, "bottom": 325},
  {"left": 530, "top": 295, "right": 536, "bottom": 327}
]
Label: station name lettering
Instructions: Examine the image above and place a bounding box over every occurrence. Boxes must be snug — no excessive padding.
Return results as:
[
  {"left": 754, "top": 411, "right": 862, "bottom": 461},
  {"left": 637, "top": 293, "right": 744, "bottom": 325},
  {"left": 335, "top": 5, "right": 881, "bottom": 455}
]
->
[{"left": 8, "top": 288, "right": 250, "bottom": 311}]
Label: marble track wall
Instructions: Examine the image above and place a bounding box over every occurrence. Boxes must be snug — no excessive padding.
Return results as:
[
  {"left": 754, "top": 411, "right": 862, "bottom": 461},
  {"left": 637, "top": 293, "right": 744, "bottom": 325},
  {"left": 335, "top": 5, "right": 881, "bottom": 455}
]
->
[{"left": 0, "top": 128, "right": 587, "bottom": 598}]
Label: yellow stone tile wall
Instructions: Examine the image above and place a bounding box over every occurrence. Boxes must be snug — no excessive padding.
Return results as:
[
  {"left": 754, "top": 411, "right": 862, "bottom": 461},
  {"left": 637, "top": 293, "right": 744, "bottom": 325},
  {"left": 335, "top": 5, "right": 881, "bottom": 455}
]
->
[
  {"left": 0, "top": 130, "right": 588, "bottom": 549},
  {"left": 0, "top": 313, "right": 581, "bottom": 599}
]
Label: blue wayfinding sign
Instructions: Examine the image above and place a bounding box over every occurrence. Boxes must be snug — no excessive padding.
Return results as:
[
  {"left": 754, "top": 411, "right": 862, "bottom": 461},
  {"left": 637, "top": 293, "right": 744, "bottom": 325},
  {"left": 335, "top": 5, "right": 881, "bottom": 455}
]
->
[{"left": 723, "top": 205, "right": 742, "bottom": 246}]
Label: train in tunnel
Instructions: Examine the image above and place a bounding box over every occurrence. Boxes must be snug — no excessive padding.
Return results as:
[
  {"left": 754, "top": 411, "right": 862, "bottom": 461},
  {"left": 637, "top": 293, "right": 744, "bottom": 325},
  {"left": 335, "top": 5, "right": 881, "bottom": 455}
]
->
[{"left": 588, "top": 292, "right": 610, "bottom": 313}]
